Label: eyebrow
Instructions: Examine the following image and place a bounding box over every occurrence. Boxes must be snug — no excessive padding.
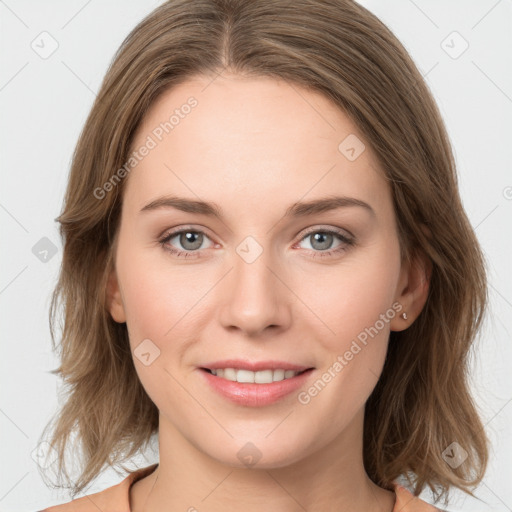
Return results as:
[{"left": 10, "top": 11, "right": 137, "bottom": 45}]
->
[{"left": 140, "top": 195, "right": 376, "bottom": 219}]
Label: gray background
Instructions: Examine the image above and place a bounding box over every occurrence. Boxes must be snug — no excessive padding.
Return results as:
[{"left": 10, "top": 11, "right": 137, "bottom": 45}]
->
[{"left": 1, "top": 1, "right": 511, "bottom": 510}]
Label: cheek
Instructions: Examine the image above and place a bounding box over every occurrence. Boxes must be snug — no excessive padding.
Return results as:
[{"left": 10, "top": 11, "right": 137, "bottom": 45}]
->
[
  {"left": 298, "top": 252, "right": 399, "bottom": 415},
  {"left": 302, "top": 241, "right": 401, "bottom": 406},
  {"left": 296, "top": 242, "right": 401, "bottom": 347},
  {"left": 117, "top": 247, "right": 203, "bottom": 344},
  {"left": 116, "top": 254, "right": 201, "bottom": 409}
]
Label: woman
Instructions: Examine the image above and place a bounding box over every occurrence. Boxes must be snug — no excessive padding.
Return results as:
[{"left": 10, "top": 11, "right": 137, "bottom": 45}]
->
[{"left": 38, "top": 1, "right": 489, "bottom": 510}]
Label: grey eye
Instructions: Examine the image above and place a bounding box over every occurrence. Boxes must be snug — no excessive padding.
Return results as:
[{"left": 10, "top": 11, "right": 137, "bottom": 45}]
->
[
  {"left": 308, "top": 232, "right": 336, "bottom": 251},
  {"left": 175, "top": 231, "right": 205, "bottom": 251}
]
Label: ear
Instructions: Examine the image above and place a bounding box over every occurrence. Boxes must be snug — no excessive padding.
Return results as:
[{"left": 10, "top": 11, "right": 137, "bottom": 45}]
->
[
  {"left": 106, "top": 266, "right": 127, "bottom": 323},
  {"left": 390, "top": 245, "right": 431, "bottom": 332}
]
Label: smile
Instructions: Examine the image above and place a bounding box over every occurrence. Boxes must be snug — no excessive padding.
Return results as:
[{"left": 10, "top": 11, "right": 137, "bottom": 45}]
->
[
  {"left": 204, "top": 367, "right": 307, "bottom": 383},
  {"left": 199, "top": 367, "right": 315, "bottom": 407}
]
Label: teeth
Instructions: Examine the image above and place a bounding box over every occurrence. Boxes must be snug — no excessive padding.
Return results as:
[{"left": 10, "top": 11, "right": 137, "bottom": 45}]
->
[{"left": 210, "top": 368, "right": 303, "bottom": 383}]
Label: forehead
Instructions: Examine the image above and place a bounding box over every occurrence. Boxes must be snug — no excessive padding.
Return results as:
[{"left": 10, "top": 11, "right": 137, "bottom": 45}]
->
[{"left": 124, "top": 73, "right": 389, "bottom": 220}]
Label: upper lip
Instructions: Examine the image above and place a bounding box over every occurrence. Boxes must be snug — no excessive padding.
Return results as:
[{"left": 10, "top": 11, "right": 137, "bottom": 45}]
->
[{"left": 200, "top": 359, "right": 314, "bottom": 372}]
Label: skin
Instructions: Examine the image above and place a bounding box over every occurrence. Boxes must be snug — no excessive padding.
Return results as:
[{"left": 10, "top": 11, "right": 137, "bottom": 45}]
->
[{"left": 107, "top": 72, "right": 430, "bottom": 512}]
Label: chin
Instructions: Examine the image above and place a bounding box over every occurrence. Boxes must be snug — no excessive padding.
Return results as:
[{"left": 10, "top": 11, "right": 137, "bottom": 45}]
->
[{"left": 204, "top": 436, "right": 313, "bottom": 470}]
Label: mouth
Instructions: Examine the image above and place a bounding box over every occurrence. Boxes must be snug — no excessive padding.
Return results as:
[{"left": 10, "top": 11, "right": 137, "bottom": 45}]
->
[
  {"left": 198, "top": 366, "right": 316, "bottom": 407},
  {"left": 199, "top": 367, "right": 314, "bottom": 384}
]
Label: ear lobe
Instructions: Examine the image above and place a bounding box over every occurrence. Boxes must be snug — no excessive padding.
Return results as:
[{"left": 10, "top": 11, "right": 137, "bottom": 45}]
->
[
  {"left": 390, "top": 249, "right": 431, "bottom": 332},
  {"left": 106, "top": 268, "right": 127, "bottom": 323}
]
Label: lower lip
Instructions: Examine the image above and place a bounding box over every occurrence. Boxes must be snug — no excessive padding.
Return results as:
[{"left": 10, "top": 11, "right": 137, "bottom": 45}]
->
[{"left": 198, "top": 368, "right": 315, "bottom": 407}]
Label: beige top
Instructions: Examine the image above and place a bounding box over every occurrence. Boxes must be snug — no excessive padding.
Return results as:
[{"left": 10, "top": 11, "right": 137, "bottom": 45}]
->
[{"left": 40, "top": 463, "right": 442, "bottom": 511}]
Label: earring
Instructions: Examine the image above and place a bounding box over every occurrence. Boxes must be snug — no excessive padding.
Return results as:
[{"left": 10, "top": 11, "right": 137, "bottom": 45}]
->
[{"left": 401, "top": 312, "right": 408, "bottom": 320}]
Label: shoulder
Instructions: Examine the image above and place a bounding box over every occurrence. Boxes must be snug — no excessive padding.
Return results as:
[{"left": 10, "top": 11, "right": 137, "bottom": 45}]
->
[
  {"left": 393, "top": 484, "right": 448, "bottom": 512},
  {"left": 39, "top": 463, "right": 159, "bottom": 512}
]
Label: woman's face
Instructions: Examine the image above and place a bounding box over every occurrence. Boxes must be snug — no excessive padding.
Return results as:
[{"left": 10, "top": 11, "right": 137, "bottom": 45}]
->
[{"left": 107, "top": 73, "right": 415, "bottom": 468}]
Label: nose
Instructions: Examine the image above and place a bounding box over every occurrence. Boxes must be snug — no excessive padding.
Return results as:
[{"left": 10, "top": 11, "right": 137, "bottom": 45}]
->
[{"left": 218, "top": 246, "right": 293, "bottom": 337}]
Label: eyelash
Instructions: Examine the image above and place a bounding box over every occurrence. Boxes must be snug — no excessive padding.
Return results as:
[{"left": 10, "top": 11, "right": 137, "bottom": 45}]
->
[{"left": 158, "top": 226, "right": 355, "bottom": 260}]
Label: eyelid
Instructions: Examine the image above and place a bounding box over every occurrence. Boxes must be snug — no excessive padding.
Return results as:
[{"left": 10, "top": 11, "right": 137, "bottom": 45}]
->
[
  {"left": 159, "top": 224, "right": 217, "bottom": 244},
  {"left": 297, "top": 224, "right": 354, "bottom": 240}
]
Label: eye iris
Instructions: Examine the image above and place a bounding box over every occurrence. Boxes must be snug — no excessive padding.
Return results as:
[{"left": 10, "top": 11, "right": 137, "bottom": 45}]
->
[
  {"left": 180, "top": 231, "right": 203, "bottom": 250},
  {"left": 311, "top": 232, "right": 333, "bottom": 251}
]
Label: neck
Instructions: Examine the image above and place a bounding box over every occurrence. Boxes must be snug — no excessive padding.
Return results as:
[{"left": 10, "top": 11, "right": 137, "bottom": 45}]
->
[{"left": 130, "top": 408, "right": 395, "bottom": 512}]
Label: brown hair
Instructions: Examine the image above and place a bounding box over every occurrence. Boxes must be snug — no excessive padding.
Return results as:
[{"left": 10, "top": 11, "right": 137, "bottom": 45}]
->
[{"left": 38, "top": 0, "right": 489, "bottom": 506}]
